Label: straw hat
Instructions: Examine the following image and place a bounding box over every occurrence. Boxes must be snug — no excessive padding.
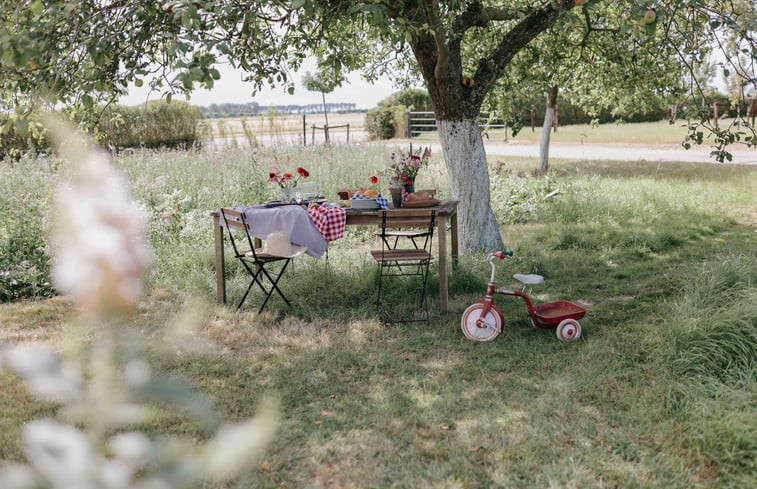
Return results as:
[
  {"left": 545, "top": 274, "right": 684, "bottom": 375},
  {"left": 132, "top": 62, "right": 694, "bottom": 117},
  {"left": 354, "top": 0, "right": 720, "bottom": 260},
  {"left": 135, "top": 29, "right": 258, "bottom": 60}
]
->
[{"left": 261, "top": 232, "right": 307, "bottom": 258}]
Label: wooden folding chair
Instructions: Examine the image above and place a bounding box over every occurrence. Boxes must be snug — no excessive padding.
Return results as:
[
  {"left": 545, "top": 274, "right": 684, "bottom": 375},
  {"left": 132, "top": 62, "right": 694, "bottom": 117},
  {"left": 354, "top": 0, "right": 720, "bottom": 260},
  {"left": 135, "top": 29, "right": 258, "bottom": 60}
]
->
[
  {"left": 220, "top": 208, "right": 298, "bottom": 313},
  {"left": 370, "top": 210, "right": 436, "bottom": 324}
]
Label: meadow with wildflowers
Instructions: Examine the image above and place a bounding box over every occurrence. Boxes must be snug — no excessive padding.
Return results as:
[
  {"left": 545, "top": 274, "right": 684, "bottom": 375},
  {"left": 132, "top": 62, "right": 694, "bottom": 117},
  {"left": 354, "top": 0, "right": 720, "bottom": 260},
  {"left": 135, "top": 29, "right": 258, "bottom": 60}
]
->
[{"left": 1, "top": 137, "right": 755, "bottom": 488}]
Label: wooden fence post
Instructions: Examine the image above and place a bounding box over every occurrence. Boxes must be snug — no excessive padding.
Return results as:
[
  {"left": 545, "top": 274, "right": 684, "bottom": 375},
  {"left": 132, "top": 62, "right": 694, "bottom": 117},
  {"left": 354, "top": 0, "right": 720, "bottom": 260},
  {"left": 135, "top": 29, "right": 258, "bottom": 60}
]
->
[
  {"left": 346, "top": 123, "right": 350, "bottom": 143},
  {"left": 751, "top": 99, "right": 755, "bottom": 127},
  {"left": 302, "top": 115, "right": 306, "bottom": 146},
  {"left": 713, "top": 101, "right": 718, "bottom": 128}
]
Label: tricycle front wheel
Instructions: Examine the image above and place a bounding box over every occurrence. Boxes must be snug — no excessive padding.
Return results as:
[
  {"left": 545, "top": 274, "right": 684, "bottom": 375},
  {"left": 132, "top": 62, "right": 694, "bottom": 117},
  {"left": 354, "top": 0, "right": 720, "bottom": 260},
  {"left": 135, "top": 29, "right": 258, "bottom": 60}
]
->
[
  {"left": 556, "top": 318, "right": 582, "bottom": 342},
  {"left": 461, "top": 303, "right": 503, "bottom": 342}
]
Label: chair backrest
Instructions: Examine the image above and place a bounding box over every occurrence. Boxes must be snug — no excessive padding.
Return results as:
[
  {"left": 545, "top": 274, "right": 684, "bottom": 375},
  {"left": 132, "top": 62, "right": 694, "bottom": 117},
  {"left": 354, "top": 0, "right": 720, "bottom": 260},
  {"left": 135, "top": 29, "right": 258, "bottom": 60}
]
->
[
  {"left": 220, "top": 207, "right": 257, "bottom": 259},
  {"left": 378, "top": 209, "right": 436, "bottom": 251}
]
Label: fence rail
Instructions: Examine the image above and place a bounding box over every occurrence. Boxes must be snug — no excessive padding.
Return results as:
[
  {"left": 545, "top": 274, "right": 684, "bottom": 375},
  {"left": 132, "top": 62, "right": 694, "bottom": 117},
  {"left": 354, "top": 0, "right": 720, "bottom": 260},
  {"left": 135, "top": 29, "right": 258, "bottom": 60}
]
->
[{"left": 407, "top": 111, "right": 509, "bottom": 140}]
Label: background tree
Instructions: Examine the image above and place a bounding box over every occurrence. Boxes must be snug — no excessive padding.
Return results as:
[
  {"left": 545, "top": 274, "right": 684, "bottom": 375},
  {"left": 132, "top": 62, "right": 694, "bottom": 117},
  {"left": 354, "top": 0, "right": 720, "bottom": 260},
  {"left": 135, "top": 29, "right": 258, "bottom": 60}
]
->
[
  {"left": 1, "top": 0, "right": 755, "bottom": 252},
  {"left": 302, "top": 66, "right": 340, "bottom": 142}
]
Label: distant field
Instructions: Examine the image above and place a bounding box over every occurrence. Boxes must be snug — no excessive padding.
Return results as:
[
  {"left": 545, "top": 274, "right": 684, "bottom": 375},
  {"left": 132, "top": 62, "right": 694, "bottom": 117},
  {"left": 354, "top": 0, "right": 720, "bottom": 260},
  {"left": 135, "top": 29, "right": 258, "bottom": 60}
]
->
[
  {"left": 202, "top": 113, "right": 746, "bottom": 148},
  {"left": 201, "top": 112, "right": 367, "bottom": 144}
]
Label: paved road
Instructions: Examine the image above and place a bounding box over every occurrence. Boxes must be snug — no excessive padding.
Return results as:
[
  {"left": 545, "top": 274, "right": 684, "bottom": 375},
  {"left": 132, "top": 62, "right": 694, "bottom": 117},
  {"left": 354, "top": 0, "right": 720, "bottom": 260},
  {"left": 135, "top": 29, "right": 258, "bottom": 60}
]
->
[
  {"left": 462, "top": 140, "right": 757, "bottom": 165},
  {"left": 217, "top": 132, "right": 756, "bottom": 165}
]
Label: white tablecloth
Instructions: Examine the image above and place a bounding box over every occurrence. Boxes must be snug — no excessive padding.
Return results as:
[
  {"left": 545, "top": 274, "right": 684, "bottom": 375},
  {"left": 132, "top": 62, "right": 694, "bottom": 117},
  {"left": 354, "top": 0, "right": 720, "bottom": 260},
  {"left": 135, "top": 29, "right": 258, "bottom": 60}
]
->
[{"left": 238, "top": 204, "right": 328, "bottom": 258}]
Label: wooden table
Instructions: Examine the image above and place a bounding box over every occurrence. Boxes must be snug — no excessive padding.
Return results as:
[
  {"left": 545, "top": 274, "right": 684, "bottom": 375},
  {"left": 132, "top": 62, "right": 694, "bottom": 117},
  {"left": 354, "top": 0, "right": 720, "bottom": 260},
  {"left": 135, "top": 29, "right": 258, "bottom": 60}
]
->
[{"left": 211, "top": 200, "right": 459, "bottom": 312}]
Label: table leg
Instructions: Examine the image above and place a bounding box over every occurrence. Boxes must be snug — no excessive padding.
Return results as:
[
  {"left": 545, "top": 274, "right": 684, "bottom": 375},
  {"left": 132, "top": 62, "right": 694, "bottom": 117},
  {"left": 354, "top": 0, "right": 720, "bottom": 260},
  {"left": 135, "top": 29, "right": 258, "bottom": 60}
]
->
[
  {"left": 214, "top": 215, "right": 226, "bottom": 304},
  {"left": 437, "top": 215, "right": 449, "bottom": 313},
  {"left": 450, "top": 211, "right": 459, "bottom": 267}
]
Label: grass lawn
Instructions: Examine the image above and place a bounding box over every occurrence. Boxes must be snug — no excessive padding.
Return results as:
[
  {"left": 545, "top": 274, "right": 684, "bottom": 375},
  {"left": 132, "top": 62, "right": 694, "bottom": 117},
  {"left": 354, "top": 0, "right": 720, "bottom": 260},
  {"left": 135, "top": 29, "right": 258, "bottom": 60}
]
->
[{"left": 1, "top": 144, "right": 755, "bottom": 488}]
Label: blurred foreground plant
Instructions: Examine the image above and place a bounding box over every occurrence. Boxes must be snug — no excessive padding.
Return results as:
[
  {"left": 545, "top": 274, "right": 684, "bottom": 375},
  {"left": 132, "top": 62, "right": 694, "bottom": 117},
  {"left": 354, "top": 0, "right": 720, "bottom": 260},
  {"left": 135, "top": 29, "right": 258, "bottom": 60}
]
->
[{"left": 0, "top": 119, "right": 278, "bottom": 489}]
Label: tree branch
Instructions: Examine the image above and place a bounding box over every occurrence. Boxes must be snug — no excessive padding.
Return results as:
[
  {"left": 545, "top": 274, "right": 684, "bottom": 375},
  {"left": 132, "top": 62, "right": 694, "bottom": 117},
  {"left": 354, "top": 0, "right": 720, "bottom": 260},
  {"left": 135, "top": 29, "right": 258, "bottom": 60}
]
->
[
  {"left": 423, "top": 0, "right": 451, "bottom": 84},
  {"left": 470, "top": 0, "right": 575, "bottom": 107}
]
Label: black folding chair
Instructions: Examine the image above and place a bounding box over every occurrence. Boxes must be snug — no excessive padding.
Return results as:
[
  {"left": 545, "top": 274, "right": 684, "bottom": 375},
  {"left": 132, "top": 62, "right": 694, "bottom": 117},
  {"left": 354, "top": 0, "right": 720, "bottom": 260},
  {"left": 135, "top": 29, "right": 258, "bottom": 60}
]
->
[
  {"left": 370, "top": 210, "right": 436, "bottom": 324},
  {"left": 220, "top": 208, "right": 298, "bottom": 313},
  {"left": 377, "top": 228, "right": 431, "bottom": 250}
]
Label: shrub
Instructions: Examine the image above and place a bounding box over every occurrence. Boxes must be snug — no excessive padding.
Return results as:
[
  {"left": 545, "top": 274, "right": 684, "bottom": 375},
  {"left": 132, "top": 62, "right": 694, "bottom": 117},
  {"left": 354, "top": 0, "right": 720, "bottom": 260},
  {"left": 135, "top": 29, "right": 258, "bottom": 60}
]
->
[
  {"left": 0, "top": 115, "right": 50, "bottom": 161},
  {"left": 365, "top": 89, "right": 430, "bottom": 140},
  {"left": 0, "top": 204, "right": 54, "bottom": 302},
  {"left": 380, "top": 89, "right": 431, "bottom": 111},
  {"left": 100, "top": 100, "right": 204, "bottom": 150},
  {"left": 365, "top": 104, "right": 399, "bottom": 140}
]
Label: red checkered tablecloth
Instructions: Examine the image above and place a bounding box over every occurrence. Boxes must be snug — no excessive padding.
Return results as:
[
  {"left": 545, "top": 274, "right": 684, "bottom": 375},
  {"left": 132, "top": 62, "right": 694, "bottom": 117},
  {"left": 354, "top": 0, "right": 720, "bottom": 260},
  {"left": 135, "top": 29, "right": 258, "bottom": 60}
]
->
[{"left": 307, "top": 203, "right": 346, "bottom": 242}]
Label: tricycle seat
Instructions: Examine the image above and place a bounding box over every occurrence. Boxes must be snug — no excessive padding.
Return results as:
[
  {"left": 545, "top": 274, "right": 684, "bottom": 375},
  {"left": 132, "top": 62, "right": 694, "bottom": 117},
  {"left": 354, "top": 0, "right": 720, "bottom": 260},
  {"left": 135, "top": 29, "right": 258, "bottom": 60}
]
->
[{"left": 513, "top": 273, "right": 544, "bottom": 285}]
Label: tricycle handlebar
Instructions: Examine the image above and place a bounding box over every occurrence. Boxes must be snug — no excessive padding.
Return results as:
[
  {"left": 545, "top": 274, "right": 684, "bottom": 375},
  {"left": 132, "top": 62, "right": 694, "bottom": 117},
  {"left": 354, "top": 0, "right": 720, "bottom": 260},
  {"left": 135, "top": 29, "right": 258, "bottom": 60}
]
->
[
  {"left": 487, "top": 251, "right": 513, "bottom": 282},
  {"left": 490, "top": 250, "right": 513, "bottom": 260}
]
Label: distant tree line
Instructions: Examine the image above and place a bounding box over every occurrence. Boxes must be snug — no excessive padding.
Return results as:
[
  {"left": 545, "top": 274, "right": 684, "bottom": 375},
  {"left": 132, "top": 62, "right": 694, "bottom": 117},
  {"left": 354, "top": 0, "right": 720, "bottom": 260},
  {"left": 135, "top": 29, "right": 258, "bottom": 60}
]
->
[{"left": 200, "top": 102, "right": 359, "bottom": 118}]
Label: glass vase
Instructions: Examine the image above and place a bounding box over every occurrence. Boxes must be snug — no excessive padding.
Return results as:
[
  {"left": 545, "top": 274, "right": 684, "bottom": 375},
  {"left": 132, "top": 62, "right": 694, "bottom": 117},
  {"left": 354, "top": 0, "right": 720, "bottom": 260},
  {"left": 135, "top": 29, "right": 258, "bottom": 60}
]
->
[
  {"left": 280, "top": 187, "right": 294, "bottom": 203},
  {"left": 389, "top": 187, "right": 402, "bottom": 208}
]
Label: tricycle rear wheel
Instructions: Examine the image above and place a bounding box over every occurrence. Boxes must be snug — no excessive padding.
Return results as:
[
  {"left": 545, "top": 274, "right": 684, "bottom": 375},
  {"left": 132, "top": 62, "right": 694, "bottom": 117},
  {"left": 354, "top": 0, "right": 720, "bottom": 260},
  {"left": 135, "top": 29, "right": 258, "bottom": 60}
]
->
[{"left": 556, "top": 318, "right": 582, "bottom": 342}]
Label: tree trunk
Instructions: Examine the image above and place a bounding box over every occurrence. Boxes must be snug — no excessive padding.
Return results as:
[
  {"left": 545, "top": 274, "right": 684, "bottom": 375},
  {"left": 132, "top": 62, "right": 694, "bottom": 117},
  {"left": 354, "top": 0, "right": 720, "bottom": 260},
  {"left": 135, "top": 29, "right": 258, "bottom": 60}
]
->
[
  {"left": 321, "top": 92, "right": 329, "bottom": 142},
  {"left": 538, "top": 86, "right": 558, "bottom": 173},
  {"left": 438, "top": 118, "right": 504, "bottom": 254}
]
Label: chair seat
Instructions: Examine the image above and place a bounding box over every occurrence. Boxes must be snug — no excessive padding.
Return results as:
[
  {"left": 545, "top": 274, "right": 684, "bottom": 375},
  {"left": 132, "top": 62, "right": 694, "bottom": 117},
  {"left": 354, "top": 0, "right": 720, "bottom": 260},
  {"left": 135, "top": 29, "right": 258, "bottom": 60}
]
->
[
  {"left": 380, "top": 230, "right": 430, "bottom": 238},
  {"left": 371, "top": 249, "right": 432, "bottom": 263},
  {"left": 242, "top": 249, "right": 289, "bottom": 262}
]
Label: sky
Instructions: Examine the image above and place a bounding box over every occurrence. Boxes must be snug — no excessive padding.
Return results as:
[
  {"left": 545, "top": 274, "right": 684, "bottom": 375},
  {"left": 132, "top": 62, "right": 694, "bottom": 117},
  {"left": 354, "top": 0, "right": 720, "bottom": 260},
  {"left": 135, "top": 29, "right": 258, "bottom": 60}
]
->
[{"left": 119, "top": 59, "right": 400, "bottom": 109}]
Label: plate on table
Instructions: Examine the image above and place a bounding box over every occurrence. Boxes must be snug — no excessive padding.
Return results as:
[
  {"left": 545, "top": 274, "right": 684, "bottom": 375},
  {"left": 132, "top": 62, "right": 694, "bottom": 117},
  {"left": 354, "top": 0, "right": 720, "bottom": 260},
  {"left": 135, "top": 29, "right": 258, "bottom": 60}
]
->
[
  {"left": 350, "top": 198, "right": 380, "bottom": 210},
  {"left": 264, "top": 198, "right": 327, "bottom": 208}
]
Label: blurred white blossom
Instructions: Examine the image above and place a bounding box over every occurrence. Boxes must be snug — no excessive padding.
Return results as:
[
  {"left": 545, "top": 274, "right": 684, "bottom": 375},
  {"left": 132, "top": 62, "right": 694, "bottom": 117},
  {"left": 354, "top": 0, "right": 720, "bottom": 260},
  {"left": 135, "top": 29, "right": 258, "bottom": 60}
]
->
[
  {"left": 0, "top": 117, "right": 278, "bottom": 489},
  {"left": 23, "top": 420, "right": 94, "bottom": 489},
  {"left": 51, "top": 144, "right": 151, "bottom": 314},
  {"left": 0, "top": 463, "right": 40, "bottom": 489},
  {"left": 204, "top": 399, "right": 280, "bottom": 481},
  {"left": 108, "top": 432, "right": 152, "bottom": 465},
  {"left": 4, "top": 343, "right": 83, "bottom": 401}
]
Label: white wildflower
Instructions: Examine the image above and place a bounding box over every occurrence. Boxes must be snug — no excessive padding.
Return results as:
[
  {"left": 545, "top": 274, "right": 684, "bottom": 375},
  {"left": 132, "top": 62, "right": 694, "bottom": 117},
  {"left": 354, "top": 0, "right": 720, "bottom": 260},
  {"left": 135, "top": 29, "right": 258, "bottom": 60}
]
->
[
  {"left": 101, "top": 459, "right": 133, "bottom": 489},
  {"left": 204, "top": 398, "right": 280, "bottom": 480},
  {"left": 50, "top": 143, "right": 151, "bottom": 314},
  {"left": 0, "top": 463, "right": 41, "bottom": 489},
  {"left": 123, "top": 358, "right": 151, "bottom": 387},
  {"left": 108, "top": 432, "right": 152, "bottom": 465},
  {"left": 5, "top": 343, "right": 82, "bottom": 401},
  {"left": 23, "top": 420, "right": 95, "bottom": 489}
]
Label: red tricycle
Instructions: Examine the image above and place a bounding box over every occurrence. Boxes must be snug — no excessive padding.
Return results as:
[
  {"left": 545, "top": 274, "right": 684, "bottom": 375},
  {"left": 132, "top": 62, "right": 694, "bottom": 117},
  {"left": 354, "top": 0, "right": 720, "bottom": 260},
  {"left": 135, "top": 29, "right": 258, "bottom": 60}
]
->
[{"left": 461, "top": 251, "right": 585, "bottom": 342}]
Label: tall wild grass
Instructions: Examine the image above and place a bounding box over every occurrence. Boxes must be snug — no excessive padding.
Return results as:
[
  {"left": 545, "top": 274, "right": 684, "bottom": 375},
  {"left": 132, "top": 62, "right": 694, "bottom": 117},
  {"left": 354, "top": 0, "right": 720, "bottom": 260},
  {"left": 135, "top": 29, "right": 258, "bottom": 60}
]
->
[{"left": 1, "top": 143, "right": 755, "bottom": 487}]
